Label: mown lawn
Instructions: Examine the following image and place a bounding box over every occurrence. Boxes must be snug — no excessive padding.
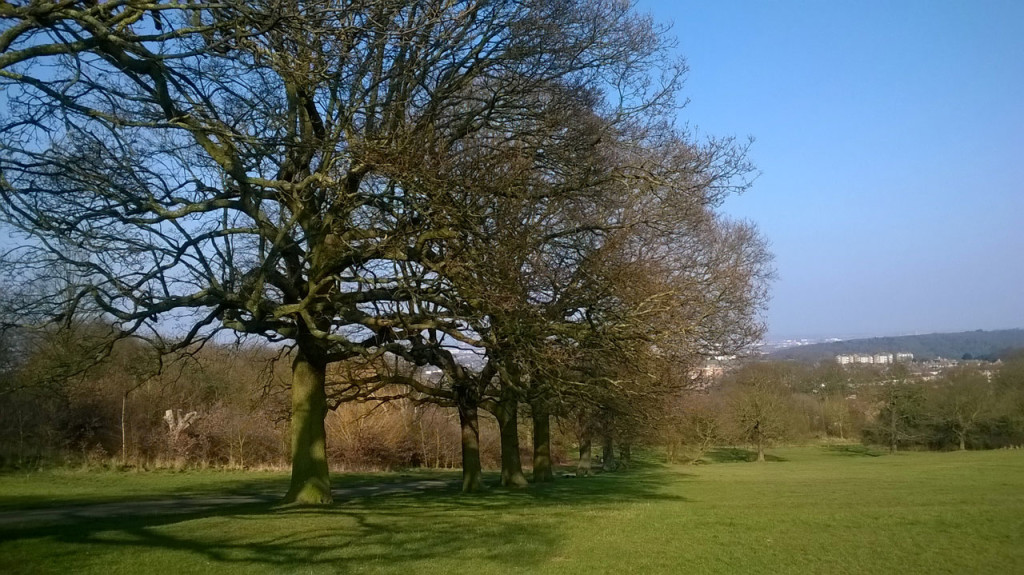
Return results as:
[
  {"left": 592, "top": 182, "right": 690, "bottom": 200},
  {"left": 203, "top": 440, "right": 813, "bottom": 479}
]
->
[{"left": 1, "top": 447, "right": 1022, "bottom": 574}]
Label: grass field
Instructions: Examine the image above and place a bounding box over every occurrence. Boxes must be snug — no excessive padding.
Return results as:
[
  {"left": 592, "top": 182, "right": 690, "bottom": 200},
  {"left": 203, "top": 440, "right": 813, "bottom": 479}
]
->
[{"left": 1, "top": 446, "right": 1022, "bottom": 574}]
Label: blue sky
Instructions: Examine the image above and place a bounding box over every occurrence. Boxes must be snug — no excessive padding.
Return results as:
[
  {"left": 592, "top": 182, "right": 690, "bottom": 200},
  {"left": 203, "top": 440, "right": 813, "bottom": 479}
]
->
[{"left": 638, "top": 0, "right": 1024, "bottom": 340}]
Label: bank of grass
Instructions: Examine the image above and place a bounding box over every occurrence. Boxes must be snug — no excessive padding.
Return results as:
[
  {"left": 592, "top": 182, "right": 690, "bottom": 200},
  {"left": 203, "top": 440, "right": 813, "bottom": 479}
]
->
[{"left": 1, "top": 446, "right": 1022, "bottom": 574}]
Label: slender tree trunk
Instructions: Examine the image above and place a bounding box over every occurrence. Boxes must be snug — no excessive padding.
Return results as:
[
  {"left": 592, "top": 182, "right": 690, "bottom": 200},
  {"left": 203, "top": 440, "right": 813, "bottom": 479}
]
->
[
  {"left": 820, "top": 399, "right": 828, "bottom": 440},
  {"left": 434, "top": 427, "right": 441, "bottom": 469},
  {"left": 16, "top": 414, "right": 25, "bottom": 467},
  {"left": 578, "top": 433, "right": 592, "bottom": 477},
  {"left": 416, "top": 407, "right": 427, "bottom": 468},
  {"left": 531, "top": 402, "right": 554, "bottom": 482},
  {"left": 602, "top": 429, "right": 616, "bottom": 471},
  {"left": 496, "top": 389, "right": 528, "bottom": 488},
  {"left": 121, "top": 392, "right": 128, "bottom": 466},
  {"left": 238, "top": 433, "right": 246, "bottom": 469},
  {"left": 284, "top": 346, "right": 332, "bottom": 504},
  {"left": 958, "top": 432, "right": 966, "bottom": 451},
  {"left": 456, "top": 385, "right": 483, "bottom": 493},
  {"left": 889, "top": 401, "right": 898, "bottom": 454},
  {"left": 756, "top": 440, "right": 765, "bottom": 462}
]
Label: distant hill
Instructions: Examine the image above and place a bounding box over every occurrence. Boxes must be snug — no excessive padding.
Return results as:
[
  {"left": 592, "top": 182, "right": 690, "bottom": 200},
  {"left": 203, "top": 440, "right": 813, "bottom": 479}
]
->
[{"left": 770, "top": 329, "right": 1024, "bottom": 362}]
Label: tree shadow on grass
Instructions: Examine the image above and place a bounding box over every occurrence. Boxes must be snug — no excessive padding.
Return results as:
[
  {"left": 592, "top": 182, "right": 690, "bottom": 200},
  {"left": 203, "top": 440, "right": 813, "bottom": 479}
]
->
[
  {"left": 823, "top": 444, "right": 885, "bottom": 457},
  {"left": 0, "top": 466, "right": 687, "bottom": 574},
  {"left": 0, "top": 475, "right": 291, "bottom": 512},
  {"left": 0, "top": 469, "right": 468, "bottom": 512},
  {"left": 704, "top": 448, "right": 787, "bottom": 463}
]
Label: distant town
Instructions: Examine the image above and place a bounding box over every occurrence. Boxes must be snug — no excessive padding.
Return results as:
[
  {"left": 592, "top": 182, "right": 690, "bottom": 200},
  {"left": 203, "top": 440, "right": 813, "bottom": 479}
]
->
[{"left": 835, "top": 352, "right": 914, "bottom": 365}]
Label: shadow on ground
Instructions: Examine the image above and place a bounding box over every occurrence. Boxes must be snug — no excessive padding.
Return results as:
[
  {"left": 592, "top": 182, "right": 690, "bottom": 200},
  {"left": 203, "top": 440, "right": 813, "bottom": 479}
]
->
[
  {"left": 0, "top": 475, "right": 290, "bottom": 511},
  {"left": 0, "top": 468, "right": 466, "bottom": 512},
  {"left": 822, "top": 444, "right": 885, "bottom": 457},
  {"left": 704, "top": 448, "right": 787, "bottom": 463},
  {"left": 0, "top": 465, "right": 686, "bottom": 573}
]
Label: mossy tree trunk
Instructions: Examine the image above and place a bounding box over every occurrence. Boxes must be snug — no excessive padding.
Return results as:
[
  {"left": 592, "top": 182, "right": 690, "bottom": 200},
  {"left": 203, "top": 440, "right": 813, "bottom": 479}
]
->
[
  {"left": 456, "top": 384, "right": 483, "bottom": 493},
  {"left": 284, "top": 344, "right": 332, "bottom": 504},
  {"left": 495, "top": 386, "right": 528, "bottom": 488},
  {"left": 531, "top": 401, "right": 554, "bottom": 482}
]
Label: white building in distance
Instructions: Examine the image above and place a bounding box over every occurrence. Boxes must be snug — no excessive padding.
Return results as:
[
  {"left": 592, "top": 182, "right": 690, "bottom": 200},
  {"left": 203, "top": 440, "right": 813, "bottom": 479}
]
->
[{"left": 836, "top": 352, "right": 914, "bottom": 365}]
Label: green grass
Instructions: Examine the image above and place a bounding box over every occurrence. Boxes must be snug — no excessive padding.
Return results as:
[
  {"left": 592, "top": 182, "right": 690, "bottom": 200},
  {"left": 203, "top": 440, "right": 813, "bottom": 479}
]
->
[{"left": 1, "top": 447, "right": 1023, "bottom": 574}]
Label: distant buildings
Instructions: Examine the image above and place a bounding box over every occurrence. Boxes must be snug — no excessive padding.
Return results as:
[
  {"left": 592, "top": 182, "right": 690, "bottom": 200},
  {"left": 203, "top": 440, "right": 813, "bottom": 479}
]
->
[{"left": 835, "top": 352, "right": 914, "bottom": 365}]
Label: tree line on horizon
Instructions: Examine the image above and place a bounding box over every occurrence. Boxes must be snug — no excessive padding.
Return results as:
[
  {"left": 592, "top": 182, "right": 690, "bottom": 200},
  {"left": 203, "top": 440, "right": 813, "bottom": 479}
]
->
[
  {"left": 667, "top": 357, "right": 1024, "bottom": 460},
  {"left": 771, "top": 329, "right": 1024, "bottom": 363}
]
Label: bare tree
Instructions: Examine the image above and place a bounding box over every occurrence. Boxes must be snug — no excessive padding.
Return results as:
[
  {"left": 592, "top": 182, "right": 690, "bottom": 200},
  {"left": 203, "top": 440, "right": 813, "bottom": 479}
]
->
[
  {"left": 725, "top": 364, "right": 795, "bottom": 462},
  {"left": 871, "top": 365, "right": 925, "bottom": 454},
  {"left": 1, "top": 0, "right": 680, "bottom": 502},
  {"left": 933, "top": 368, "right": 992, "bottom": 451}
]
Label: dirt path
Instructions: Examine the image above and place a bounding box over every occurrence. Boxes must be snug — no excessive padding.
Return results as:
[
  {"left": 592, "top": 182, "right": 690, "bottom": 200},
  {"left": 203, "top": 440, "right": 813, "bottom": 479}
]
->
[{"left": 0, "top": 478, "right": 457, "bottom": 528}]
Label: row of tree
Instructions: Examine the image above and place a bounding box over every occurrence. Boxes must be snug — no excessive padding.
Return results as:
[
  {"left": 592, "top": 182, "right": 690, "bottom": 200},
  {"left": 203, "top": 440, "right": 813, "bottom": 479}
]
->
[
  {"left": 665, "top": 357, "right": 1024, "bottom": 462},
  {"left": 6, "top": 318, "right": 1022, "bottom": 479},
  {"left": 0, "top": 0, "right": 772, "bottom": 502},
  {"left": 867, "top": 362, "right": 1024, "bottom": 452}
]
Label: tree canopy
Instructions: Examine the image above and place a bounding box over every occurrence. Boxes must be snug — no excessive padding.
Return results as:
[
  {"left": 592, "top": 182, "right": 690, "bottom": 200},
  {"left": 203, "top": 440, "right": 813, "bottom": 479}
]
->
[{"left": 1, "top": 0, "right": 771, "bottom": 500}]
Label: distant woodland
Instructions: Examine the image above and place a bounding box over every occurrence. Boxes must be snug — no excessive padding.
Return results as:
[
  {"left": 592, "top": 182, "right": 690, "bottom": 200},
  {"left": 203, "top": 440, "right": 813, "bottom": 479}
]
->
[{"left": 770, "top": 329, "right": 1024, "bottom": 362}]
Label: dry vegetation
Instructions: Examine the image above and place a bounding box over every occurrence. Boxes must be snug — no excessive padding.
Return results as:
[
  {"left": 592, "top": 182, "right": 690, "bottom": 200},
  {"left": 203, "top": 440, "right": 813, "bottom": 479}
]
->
[
  {"left": 3, "top": 320, "right": 1022, "bottom": 474},
  {"left": 0, "top": 327, "right": 578, "bottom": 472}
]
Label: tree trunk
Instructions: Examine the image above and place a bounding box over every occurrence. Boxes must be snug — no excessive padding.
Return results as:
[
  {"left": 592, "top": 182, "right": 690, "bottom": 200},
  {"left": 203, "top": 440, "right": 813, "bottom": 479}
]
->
[
  {"left": 889, "top": 405, "right": 898, "bottom": 454},
  {"left": 958, "top": 433, "right": 966, "bottom": 451},
  {"left": 578, "top": 433, "right": 592, "bottom": 477},
  {"left": 756, "top": 436, "right": 765, "bottom": 462},
  {"left": 456, "top": 385, "right": 483, "bottom": 493},
  {"left": 121, "top": 392, "right": 128, "bottom": 466},
  {"left": 531, "top": 402, "right": 554, "bottom": 482},
  {"left": 283, "top": 347, "right": 332, "bottom": 504},
  {"left": 602, "top": 430, "right": 616, "bottom": 471},
  {"left": 496, "top": 390, "right": 528, "bottom": 488}
]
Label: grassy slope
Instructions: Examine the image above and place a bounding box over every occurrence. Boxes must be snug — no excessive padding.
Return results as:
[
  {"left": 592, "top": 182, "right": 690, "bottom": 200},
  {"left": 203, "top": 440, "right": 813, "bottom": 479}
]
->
[{"left": 1, "top": 447, "right": 1022, "bottom": 574}]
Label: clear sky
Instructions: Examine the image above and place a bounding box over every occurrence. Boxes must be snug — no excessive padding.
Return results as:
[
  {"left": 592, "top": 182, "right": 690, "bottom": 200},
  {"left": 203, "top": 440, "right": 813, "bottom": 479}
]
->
[{"left": 638, "top": 0, "right": 1024, "bottom": 340}]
